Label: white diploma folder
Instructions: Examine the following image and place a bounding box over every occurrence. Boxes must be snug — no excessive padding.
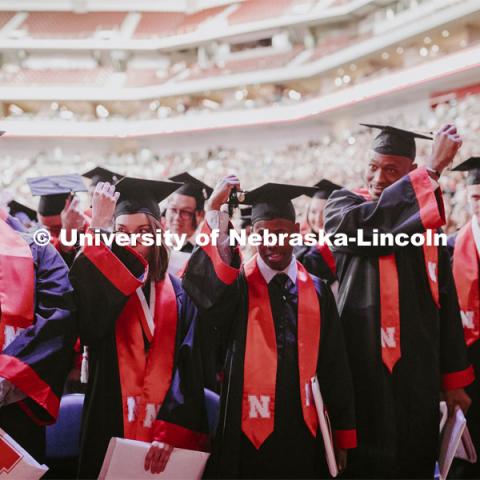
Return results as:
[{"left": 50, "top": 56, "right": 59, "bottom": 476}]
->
[
  {"left": 311, "top": 376, "right": 339, "bottom": 478},
  {"left": 98, "top": 437, "right": 210, "bottom": 480},
  {"left": 0, "top": 427, "right": 48, "bottom": 479},
  {"left": 438, "top": 401, "right": 477, "bottom": 480}
]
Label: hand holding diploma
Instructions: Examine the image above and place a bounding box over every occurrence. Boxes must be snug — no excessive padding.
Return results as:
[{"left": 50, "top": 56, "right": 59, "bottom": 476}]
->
[
  {"left": 444, "top": 388, "right": 471, "bottom": 418},
  {"left": 144, "top": 441, "right": 173, "bottom": 474},
  {"left": 99, "top": 438, "right": 209, "bottom": 479}
]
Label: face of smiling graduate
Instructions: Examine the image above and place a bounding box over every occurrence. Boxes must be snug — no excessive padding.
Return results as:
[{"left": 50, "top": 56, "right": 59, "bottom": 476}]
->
[
  {"left": 253, "top": 218, "right": 299, "bottom": 271},
  {"left": 365, "top": 152, "right": 416, "bottom": 200}
]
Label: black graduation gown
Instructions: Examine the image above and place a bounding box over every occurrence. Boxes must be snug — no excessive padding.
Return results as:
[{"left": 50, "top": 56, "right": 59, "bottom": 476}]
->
[
  {"left": 295, "top": 245, "right": 336, "bottom": 285},
  {"left": 152, "top": 306, "right": 212, "bottom": 452},
  {"left": 324, "top": 168, "right": 473, "bottom": 478},
  {"left": 181, "top": 242, "right": 195, "bottom": 254},
  {"left": 0, "top": 220, "right": 76, "bottom": 463},
  {"left": 50, "top": 235, "right": 78, "bottom": 268},
  {"left": 447, "top": 231, "right": 480, "bottom": 479},
  {"left": 197, "top": 313, "right": 224, "bottom": 394},
  {"left": 183, "top": 232, "right": 356, "bottom": 479},
  {"left": 172, "top": 239, "right": 221, "bottom": 391},
  {"left": 69, "top": 243, "right": 201, "bottom": 479}
]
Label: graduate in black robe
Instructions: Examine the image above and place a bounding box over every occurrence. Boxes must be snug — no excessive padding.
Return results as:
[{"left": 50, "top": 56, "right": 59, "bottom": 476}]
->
[
  {"left": 0, "top": 210, "right": 76, "bottom": 463},
  {"left": 324, "top": 124, "right": 473, "bottom": 478},
  {"left": 447, "top": 157, "right": 480, "bottom": 478},
  {"left": 69, "top": 177, "right": 209, "bottom": 478},
  {"left": 296, "top": 179, "right": 341, "bottom": 286},
  {"left": 180, "top": 177, "right": 357, "bottom": 479}
]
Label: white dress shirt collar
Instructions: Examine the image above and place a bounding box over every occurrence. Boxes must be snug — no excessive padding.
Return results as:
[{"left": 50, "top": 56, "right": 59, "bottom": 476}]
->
[{"left": 256, "top": 254, "right": 297, "bottom": 285}]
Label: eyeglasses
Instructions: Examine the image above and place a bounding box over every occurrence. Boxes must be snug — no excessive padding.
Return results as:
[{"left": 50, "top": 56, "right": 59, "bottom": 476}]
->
[{"left": 166, "top": 207, "right": 195, "bottom": 220}]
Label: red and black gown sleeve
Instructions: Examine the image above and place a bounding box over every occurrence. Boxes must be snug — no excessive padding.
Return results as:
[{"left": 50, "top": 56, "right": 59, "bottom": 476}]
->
[
  {"left": 324, "top": 167, "right": 445, "bottom": 256},
  {"left": 152, "top": 289, "right": 211, "bottom": 452},
  {"left": 182, "top": 217, "right": 241, "bottom": 313},
  {"left": 315, "top": 278, "right": 357, "bottom": 449},
  {"left": 69, "top": 242, "right": 148, "bottom": 346},
  {"left": 0, "top": 239, "right": 76, "bottom": 424},
  {"left": 438, "top": 243, "right": 474, "bottom": 390}
]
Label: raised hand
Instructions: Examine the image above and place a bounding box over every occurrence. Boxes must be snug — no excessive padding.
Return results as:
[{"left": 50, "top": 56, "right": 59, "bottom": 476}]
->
[
  {"left": 427, "top": 124, "right": 462, "bottom": 175},
  {"left": 90, "top": 182, "right": 120, "bottom": 229},
  {"left": 61, "top": 196, "right": 85, "bottom": 232},
  {"left": 207, "top": 175, "right": 241, "bottom": 212}
]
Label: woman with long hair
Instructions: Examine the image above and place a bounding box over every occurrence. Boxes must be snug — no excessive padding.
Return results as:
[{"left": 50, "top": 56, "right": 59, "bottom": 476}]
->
[{"left": 70, "top": 178, "right": 209, "bottom": 478}]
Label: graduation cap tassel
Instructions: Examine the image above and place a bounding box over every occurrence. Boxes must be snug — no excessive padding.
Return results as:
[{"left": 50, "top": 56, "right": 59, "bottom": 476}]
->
[{"left": 80, "top": 346, "right": 89, "bottom": 384}]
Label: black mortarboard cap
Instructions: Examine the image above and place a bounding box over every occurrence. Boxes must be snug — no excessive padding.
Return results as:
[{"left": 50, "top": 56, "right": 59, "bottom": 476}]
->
[
  {"left": 8, "top": 200, "right": 38, "bottom": 222},
  {"left": 451, "top": 157, "right": 480, "bottom": 185},
  {"left": 361, "top": 123, "right": 432, "bottom": 160},
  {"left": 114, "top": 177, "right": 183, "bottom": 220},
  {"left": 243, "top": 183, "right": 318, "bottom": 224},
  {"left": 239, "top": 205, "right": 252, "bottom": 228},
  {"left": 83, "top": 166, "right": 124, "bottom": 186},
  {"left": 168, "top": 172, "right": 213, "bottom": 210},
  {"left": 27, "top": 173, "right": 88, "bottom": 216},
  {"left": 308, "top": 179, "right": 342, "bottom": 200},
  {"left": 240, "top": 205, "right": 252, "bottom": 220}
]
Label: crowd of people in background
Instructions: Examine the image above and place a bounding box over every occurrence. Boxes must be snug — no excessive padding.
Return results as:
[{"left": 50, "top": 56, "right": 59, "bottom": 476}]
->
[{"left": 2, "top": 94, "right": 480, "bottom": 233}]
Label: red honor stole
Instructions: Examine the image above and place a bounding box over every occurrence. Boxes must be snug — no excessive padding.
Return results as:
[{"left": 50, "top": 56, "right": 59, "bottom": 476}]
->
[
  {"left": 115, "top": 275, "right": 178, "bottom": 441},
  {"left": 378, "top": 232, "right": 439, "bottom": 373},
  {"left": 242, "top": 256, "right": 320, "bottom": 449},
  {"left": 453, "top": 220, "right": 479, "bottom": 346},
  {"left": 316, "top": 241, "right": 336, "bottom": 277},
  {"left": 354, "top": 190, "right": 440, "bottom": 373},
  {"left": 0, "top": 209, "right": 35, "bottom": 350}
]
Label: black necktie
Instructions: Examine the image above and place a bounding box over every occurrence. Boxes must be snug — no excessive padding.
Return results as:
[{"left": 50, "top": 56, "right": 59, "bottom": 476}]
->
[
  {"left": 271, "top": 273, "right": 291, "bottom": 298},
  {"left": 267, "top": 273, "right": 301, "bottom": 435},
  {"left": 268, "top": 273, "right": 297, "bottom": 361}
]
